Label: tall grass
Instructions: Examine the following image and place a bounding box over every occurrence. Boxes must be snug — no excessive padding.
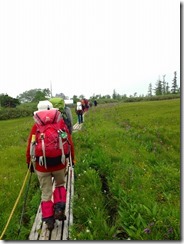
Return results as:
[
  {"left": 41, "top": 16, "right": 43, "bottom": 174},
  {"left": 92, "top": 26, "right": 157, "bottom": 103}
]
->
[
  {"left": 0, "top": 117, "right": 40, "bottom": 240},
  {"left": 71, "top": 99, "right": 180, "bottom": 240},
  {"left": 0, "top": 99, "right": 180, "bottom": 240}
]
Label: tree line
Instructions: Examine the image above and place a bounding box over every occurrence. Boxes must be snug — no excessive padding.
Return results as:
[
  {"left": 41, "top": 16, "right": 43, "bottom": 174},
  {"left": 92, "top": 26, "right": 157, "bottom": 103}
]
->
[
  {"left": 148, "top": 71, "right": 179, "bottom": 96},
  {"left": 111, "top": 71, "right": 180, "bottom": 100},
  {"left": 0, "top": 71, "right": 180, "bottom": 108}
]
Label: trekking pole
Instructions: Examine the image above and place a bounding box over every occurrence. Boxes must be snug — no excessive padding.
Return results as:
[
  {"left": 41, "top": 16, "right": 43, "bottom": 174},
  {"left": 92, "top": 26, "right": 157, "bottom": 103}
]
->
[
  {"left": 17, "top": 171, "right": 32, "bottom": 237},
  {"left": 0, "top": 168, "right": 30, "bottom": 240}
]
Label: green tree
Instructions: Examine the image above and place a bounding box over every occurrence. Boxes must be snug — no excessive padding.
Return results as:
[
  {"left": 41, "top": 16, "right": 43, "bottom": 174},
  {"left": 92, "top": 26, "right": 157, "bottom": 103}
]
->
[
  {"left": 171, "top": 71, "right": 178, "bottom": 94},
  {"left": 155, "top": 77, "right": 162, "bottom": 95},
  {"left": 148, "top": 83, "right": 152, "bottom": 96},
  {"left": 166, "top": 82, "right": 170, "bottom": 94},
  {"left": 0, "top": 94, "right": 20, "bottom": 107},
  {"left": 112, "top": 89, "right": 117, "bottom": 99},
  {"left": 112, "top": 89, "right": 122, "bottom": 99},
  {"left": 101, "top": 94, "right": 111, "bottom": 99},
  {"left": 17, "top": 88, "right": 51, "bottom": 103},
  {"left": 72, "top": 95, "right": 78, "bottom": 104},
  {"left": 79, "top": 94, "right": 85, "bottom": 99},
  {"left": 55, "top": 92, "right": 66, "bottom": 99},
  {"left": 121, "top": 94, "right": 127, "bottom": 100},
  {"left": 162, "top": 75, "right": 166, "bottom": 94}
]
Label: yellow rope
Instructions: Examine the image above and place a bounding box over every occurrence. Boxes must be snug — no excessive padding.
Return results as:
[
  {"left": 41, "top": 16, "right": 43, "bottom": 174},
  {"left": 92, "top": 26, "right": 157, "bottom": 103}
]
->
[{"left": 0, "top": 168, "right": 31, "bottom": 240}]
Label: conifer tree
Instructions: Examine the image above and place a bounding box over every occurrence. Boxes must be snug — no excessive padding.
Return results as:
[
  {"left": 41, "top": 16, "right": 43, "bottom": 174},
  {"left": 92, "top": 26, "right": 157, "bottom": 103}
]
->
[
  {"left": 171, "top": 71, "right": 178, "bottom": 94},
  {"left": 162, "top": 75, "right": 166, "bottom": 94},
  {"left": 148, "top": 83, "right": 152, "bottom": 96},
  {"left": 155, "top": 77, "right": 162, "bottom": 95},
  {"left": 166, "top": 82, "right": 170, "bottom": 94}
]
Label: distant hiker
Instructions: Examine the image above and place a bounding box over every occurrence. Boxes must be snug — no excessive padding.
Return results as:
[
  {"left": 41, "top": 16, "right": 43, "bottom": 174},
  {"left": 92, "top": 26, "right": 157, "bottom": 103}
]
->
[
  {"left": 50, "top": 97, "right": 76, "bottom": 165},
  {"left": 26, "top": 100, "right": 71, "bottom": 231},
  {"left": 82, "top": 98, "right": 89, "bottom": 112},
  {"left": 75, "top": 101, "right": 83, "bottom": 124},
  {"left": 94, "top": 100, "right": 97, "bottom": 106},
  {"left": 81, "top": 99, "right": 86, "bottom": 111}
]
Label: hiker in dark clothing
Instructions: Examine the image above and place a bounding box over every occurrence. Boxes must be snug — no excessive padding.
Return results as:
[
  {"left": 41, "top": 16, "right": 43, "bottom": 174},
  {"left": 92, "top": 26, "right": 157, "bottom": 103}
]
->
[{"left": 94, "top": 100, "right": 97, "bottom": 106}]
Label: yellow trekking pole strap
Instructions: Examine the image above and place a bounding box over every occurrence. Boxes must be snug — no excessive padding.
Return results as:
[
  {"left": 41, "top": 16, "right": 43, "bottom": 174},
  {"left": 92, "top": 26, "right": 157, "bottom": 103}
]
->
[{"left": 0, "top": 167, "right": 31, "bottom": 240}]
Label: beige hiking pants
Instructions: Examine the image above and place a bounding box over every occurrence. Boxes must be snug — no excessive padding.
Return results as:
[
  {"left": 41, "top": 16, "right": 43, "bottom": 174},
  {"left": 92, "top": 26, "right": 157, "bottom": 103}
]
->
[{"left": 35, "top": 168, "right": 66, "bottom": 202}]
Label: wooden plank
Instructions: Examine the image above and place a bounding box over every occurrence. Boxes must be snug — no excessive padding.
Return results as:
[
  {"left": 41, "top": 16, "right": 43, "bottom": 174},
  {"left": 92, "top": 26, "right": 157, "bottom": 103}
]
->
[
  {"left": 73, "top": 122, "right": 83, "bottom": 131},
  {"left": 50, "top": 219, "right": 63, "bottom": 240},
  {"left": 55, "top": 220, "right": 63, "bottom": 240},
  {"left": 69, "top": 167, "right": 74, "bottom": 226},
  {"left": 62, "top": 165, "right": 72, "bottom": 240},
  {"left": 73, "top": 124, "right": 79, "bottom": 131},
  {"left": 64, "top": 166, "right": 74, "bottom": 240},
  {"left": 39, "top": 222, "right": 50, "bottom": 240},
  {"left": 29, "top": 205, "right": 42, "bottom": 240}
]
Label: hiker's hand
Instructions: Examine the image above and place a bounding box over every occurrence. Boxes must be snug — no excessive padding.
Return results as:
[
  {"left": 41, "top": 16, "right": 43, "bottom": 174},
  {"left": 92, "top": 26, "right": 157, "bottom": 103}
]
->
[{"left": 28, "top": 164, "right": 34, "bottom": 173}]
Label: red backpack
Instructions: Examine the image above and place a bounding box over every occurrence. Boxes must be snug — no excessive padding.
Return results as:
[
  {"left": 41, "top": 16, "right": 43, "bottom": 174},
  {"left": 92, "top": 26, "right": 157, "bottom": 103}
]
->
[{"left": 32, "top": 109, "right": 70, "bottom": 167}]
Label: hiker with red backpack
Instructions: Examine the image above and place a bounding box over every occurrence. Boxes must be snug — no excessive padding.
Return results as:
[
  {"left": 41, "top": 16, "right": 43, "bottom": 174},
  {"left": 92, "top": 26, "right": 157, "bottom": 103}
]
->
[
  {"left": 26, "top": 100, "right": 71, "bottom": 231},
  {"left": 81, "top": 98, "right": 89, "bottom": 112}
]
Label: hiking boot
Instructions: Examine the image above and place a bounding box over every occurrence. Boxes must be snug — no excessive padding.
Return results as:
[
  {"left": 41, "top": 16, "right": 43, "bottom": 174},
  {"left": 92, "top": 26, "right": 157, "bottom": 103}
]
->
[
  {"left": 54, "top": 202, "right": 66, "bottom": 221},
  {"left": 44, "top": 216, "right": 55, "bottom": 231}
]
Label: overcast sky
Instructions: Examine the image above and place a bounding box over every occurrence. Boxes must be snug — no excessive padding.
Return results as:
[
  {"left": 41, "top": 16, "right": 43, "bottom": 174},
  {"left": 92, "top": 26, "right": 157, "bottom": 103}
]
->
[{"left": 0, "top": 0, "right": 180, "bottom": 99}]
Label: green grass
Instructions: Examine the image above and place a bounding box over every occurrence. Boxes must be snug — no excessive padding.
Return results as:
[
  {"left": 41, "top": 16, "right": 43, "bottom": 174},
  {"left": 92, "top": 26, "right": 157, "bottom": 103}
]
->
[
  {"left": 0, "top": 117, "right": 40, "bottom": 240},
  {"left": 72, "top": 99, "right": 180, "bottom": 240},
  {"left": 0, "top": 99, "right": 180, "bottom": 240}
]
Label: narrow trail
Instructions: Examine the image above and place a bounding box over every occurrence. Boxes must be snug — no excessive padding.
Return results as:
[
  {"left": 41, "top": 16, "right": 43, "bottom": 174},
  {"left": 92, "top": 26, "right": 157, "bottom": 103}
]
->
[{"left": 29, "top": 121, "right": 83, "bottom": 240}]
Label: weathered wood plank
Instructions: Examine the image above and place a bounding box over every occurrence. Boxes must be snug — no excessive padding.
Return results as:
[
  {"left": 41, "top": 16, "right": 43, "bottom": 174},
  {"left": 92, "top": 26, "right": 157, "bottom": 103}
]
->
[
  {"left": 50, "top": 219, "right": 63, "bottom": 240},
  {"left": 69, "top": 167, "right": 74, "bottom": 226},
  {"left": 39, "top": 222, "right": 50, "bottom": 240},
  {"left": 62, "top": 165, "right": 72, "bottom": 240},
  {"left": 73, "top": 123, "right": 83, "bottom": 131},
  {"left": 28, "top": 205, "right": 42, "bottom": 240}
]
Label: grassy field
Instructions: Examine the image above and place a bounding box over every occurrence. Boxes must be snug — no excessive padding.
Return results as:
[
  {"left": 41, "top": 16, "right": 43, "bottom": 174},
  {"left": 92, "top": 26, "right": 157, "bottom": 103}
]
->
[{"left": 0, "top": 99, "right": 180, "bottom": 240}]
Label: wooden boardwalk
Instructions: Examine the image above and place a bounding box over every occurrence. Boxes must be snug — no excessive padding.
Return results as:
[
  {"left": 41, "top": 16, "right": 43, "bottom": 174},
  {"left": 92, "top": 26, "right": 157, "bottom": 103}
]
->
[
  {"left": 29, "top": 122, "right": 82, "bottom": 240},
  {"left": 73, "top": 122, "right": 83, "bottom": 132}
]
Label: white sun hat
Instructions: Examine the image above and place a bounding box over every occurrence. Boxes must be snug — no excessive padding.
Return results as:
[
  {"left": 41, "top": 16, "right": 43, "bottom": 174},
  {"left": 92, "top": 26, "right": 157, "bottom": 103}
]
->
[
  {"left": 37, "top": 100, "right": 53, "bottom": 111},
  {"left": 33, "top": 100, "right": 58, "bottom": 115}
]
